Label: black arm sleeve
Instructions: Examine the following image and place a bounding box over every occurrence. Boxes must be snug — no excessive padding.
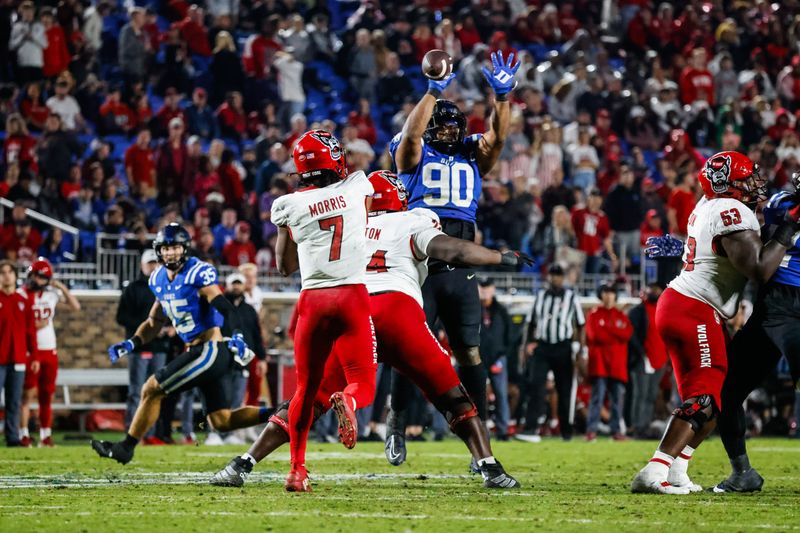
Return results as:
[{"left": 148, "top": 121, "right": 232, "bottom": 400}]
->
[{"left": 210, "top": 294, "right": 242, "bottom": 333}]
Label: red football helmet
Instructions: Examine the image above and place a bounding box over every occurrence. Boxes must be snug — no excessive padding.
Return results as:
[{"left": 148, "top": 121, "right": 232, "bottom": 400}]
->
[
  {"left": 28, "top": 257, "right": 53, "bottom": 280},
  {"left": 698, "top": 151, "right": 767, "bottom": 206},
  {"left": 368, "top": 170, "right": 408, "bottom": 213},
  {"left": 293, "top": 130, "right": 347, "bottom": 182}
]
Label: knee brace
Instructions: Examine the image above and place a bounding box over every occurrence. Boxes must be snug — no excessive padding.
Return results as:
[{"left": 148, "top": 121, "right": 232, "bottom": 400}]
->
[
  {"left": 454, "top": 346, "right": 481, "bottom": 366},
  {"left": 672, "top": 394, "right": 717, "bottom": 432},
  {"left": 432, "top": 384, "right": 478, "bottom": 431}
]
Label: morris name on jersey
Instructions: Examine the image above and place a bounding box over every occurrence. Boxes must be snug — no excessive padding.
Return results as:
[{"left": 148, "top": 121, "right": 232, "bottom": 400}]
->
[
  {"left": 148, "top": 257, "right": 223, "bottom": 344},
  {"left": 271, "top": 171, "right": 374, "bottom": 290},
  {"left": 389, "top": 133, "right": 482, "bottom": 222}
]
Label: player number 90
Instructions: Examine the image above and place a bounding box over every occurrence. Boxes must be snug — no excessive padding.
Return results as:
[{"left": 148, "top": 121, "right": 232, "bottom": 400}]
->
[{"left": 421, "top": 162, "right": 475, "bottom": 208}]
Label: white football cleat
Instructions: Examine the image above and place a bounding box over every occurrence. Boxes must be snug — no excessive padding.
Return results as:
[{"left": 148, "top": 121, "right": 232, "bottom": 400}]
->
[
  {"left": 631, "top": 468, "right": 691, "bottom": 495},
  {"left": 668, "top": 470, "right": 703, "bottom": 492}
]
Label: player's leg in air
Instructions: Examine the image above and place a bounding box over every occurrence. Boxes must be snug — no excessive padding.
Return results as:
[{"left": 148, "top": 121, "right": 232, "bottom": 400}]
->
[
  {"left": 385, "top": 270, "right": 486, "bottom": 468},
  {"left": 284, "top": 287, "right": 376, "bottom": 492},
  {"left": 631, "top": 289, "right": 727, "bottom": 494},
  {"left": 213, "top": 292, "right": 519, "bottom": 489},
  {"left": 93, "top": 339, "right": 272, "bottom": 465},
  {"left": 714, "top": 284, "right": 800, "bottom": 493}
]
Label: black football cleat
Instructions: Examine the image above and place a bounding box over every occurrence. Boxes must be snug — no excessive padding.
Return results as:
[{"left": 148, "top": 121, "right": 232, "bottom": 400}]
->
[
  {"left": 385, "top": 433, "right": 406, "bottom": 466},
  {"left": 469, "top": 457, "right": 481, "bottom": 474},
  {"left": 210, "top": 456, "right": 253, "bottom": 487},
  {"left": 711, "top": 468, "right": 764, "bottom": 493},
  {"left": 91, "top": 439, "right": 134, "bottom": 465},
  {"left": 479, "top": 460, "right": 521, "bottom": 489}
]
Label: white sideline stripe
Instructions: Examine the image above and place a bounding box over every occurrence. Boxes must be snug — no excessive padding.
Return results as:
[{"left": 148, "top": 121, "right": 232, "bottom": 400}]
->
[
  {"left": 0, "top": 509, "right": 797, "bottom": 529},
  {"left": 749, "top": 447, "right": 800, "bottom": 453},
  {"left": 0, "top": 472, "right": 471, "bottom": 489},
  {"left": 188, "top": 451, "right": 468, "bottom": 460}
]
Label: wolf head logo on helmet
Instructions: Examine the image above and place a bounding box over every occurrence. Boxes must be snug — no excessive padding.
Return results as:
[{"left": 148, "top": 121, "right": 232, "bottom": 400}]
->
[
  {"left": 294, "top": 130, "right": 347, "bottom": 186},
  {"left": 706, "top": 155, "right": 731, "bottom": 194},
  {"left": 368, "top": 170, "right": 408, "bottom": 213},
  {"left": 698, "top": 151, "right": 766, "bottom": 207}
]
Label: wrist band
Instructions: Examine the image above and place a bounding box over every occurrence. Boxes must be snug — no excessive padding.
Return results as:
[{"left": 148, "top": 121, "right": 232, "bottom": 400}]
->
[
  {"left": 426, "top": 88, "right": 442, "bottom": 99},
  {"left": 495, "top": 93, "right": 509, "bottom": 101},
  {"left": 131, "top": 336, "right": 144, "bottom": 350}
]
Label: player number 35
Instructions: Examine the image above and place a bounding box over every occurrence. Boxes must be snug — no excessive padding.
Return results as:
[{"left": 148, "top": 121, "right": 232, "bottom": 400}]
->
[{"left": 422, "top": 162, "right": 475, "bottom": 207}]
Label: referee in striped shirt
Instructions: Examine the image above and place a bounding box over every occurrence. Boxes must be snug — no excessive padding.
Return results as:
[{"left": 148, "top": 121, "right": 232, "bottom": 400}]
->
[{"left": 516, "top": 264, "right": 585, "bottom": 442}]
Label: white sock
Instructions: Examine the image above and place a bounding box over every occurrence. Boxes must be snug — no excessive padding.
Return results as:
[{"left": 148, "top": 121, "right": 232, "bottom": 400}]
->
[
  {"left": 40, "top": 427, "right": 52, "bottom": 439},
  {"left": 671, "top": 445, "right": 694, "bottom": 475},
  {"left": 477, "top": 456, "right": 496, "bottom": 467},
  {"left": 644, "top": 450, "right": 674, "bottom": 479},
  {"left": 20, "top": 427, "right": 29, "bottom": 438},
  {"left": 241, "top": 453, "right": 257, "bottom": 466}
]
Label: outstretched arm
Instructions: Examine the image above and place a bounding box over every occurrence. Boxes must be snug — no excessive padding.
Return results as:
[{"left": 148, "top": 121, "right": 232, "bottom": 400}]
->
[
  {"left": 720, "top": 229, "right": 791, "bottom": 284},
  {"left": 276, "top": 226, "right": 299, "bottom": 276},
  {"left": 476, "top": 52, "right": 520, "bottom": 175},
  {"left": 426, "top": 234, "right": 533, "bottom": 268},
  {"left": 394, "top": 74, "right": 456, "bottom": 173}
]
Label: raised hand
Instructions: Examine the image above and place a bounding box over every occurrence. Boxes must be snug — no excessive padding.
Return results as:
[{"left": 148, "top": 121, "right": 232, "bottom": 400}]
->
[{"left": 481, "top": 51, "right": 521, "bottom": 96}]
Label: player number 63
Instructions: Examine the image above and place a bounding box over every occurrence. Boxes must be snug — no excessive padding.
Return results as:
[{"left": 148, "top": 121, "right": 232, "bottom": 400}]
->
[{"left": 422, "top": 162, "right": 475, "bottom": 207}]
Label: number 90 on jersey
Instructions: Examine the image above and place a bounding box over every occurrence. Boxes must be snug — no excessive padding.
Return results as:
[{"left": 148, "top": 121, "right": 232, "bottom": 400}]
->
[{"left": 421, "top": 162, "right": 475, "bottom": 207}]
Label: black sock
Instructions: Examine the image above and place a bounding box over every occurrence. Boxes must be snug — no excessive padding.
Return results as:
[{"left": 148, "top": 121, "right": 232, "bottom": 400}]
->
[
  {"left": 123, "top": 433, "right": 139, "bottom": 448},
  {"left": 731, "top": 454, "right": 751, "bottom": 474},
  {"left": 457, "top": 363, "right": 488, "bottom": 421},
  {"left": 258, "top": 406, "right": 274, "bottom": 423}
]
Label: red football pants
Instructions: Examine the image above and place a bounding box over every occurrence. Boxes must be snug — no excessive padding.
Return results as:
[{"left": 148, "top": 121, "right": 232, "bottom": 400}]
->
[
  {"left": 24, "top": 350, "right": 58, "bottom": 428},
  {"left": 315, "top": 291, "right": 460, "bottom": 409},
  {"left": 655, "top": 288, "right": 728, "bottom": 409},
  {"left": 288, "top": 284, "right": 376, "bottom": 467}
]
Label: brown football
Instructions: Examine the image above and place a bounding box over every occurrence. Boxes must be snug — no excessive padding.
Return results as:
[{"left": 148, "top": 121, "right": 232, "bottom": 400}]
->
[{"left": 421, "top": 49, "right": 454, "bottom": 80}]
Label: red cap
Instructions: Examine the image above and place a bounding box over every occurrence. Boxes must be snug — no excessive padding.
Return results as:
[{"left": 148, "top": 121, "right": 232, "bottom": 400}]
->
[
  {"left": 235, "top": 221, "right": 251, "bottom": 233},
  {"left": 28, "top": 257, "right": 54, "bottom": 280}
]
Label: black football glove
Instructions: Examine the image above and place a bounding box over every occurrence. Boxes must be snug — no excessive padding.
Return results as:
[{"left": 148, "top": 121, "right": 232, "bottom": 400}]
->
[{"left": 500, "top": 250, "right": 534, "bottom": 267}]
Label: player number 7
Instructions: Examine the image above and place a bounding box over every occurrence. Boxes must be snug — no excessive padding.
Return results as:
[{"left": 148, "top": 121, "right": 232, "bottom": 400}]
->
[{"left": 319, "top": 215, "right": 344, "bottom": 262}]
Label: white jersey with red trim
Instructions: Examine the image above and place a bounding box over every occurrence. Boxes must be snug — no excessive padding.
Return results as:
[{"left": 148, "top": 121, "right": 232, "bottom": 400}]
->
[
  {"left": 19, "top": 286, "right": 61, "bottom": 351},
  {"left": 669, "top": 196, "right": 760, "bottom": 319},
  {"left": 271, "top": 171, "right": 374, "bottom": 290},
  {"left": 364, "top": 209, "right": 445, "bottom": 306}
]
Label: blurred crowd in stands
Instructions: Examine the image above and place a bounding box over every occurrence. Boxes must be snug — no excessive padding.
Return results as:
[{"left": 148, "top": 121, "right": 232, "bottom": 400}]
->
[{"left": 0, "top": 0, "right": 798, "bottom": 277}]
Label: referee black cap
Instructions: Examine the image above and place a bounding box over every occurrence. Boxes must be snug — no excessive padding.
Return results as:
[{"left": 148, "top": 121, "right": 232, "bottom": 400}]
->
[{"left": 548, "top": 263, "right": 565, "bottom": 276}]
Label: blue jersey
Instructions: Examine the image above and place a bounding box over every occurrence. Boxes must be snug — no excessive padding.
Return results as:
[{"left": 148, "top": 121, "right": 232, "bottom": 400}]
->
[
  {"left": 763, "top": 191, "right": 800, "bottom": 288},
  {"left": 148, "top": 257, "right": 224, "bottom": 343},
  {"left": 389, "top": 133, "right": 482, "bottom": 222}
]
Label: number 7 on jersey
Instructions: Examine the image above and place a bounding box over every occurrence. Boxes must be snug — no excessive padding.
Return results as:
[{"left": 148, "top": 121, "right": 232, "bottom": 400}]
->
[{"left": 319, "top": 215, "right": 344, "bottom": 261}]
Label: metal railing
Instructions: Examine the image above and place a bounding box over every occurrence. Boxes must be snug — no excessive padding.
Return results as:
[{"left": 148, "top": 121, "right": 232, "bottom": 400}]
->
[
  {"left": 95, "top": 232, "right": 156, "bottom": 287},
  {"left": 0, "top": 198, "right": 80, "bottom": 258}
]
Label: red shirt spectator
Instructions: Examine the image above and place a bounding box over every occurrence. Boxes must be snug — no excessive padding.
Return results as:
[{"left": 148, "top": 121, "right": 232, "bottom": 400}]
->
[
  {"left": 41, "top": 12, "right": 71, "bottom": 78},
  {"left": 218, "top": 155, "right": 245, "bottom": 208},
  {"left": 455, "top": 17, "right": 481, "bottom": 52},
  {"left": 222, "top": 222, "right": 256, "bottom": 266},
  {"left": 586, "top": 300, "right": 633, "bottom": 383},
  {"left": 668, "top": 185, "right": 697, "bottom": 237},
  {"left": 242, "top": 33, "right": 282, "bottom": 79},
  {"left": 216, "top": 92, "right": 247, "bottom": 139},
  {"left": 411, "top": 25, "right": 440, "bottom": 62},
  {"left": 155, "top": 89, "right": 187, "bottom": 135},
  {"left": 193, "top": 156, "right": 221, "bottom": 205},
  {"left": 679, "top": 49, "right": 715, "bottom": 106},
  {"left": 99, "top": 90, "right": 137, "bottom": 133},
  {"left": 0, "top": 262, "right": 37, "bottom": 366},
  {"left": 124, "top": 130, "right": 156, "bottom": 190},
  {"left": 178, "top": 6, "right": 211, "bottom": 57},
  {"left": 19, "top": 84, "right": 49, "bottom": 131},
  {"left": 347, "top": 101, "right": 378, "bottom": 146},
  {"left": 571, "top": 196, "right": 611, "bottom": 257},
  {"left": 1, "top": 220, "right": 43, "bottom": 264},
  {"left": 640, "top": 209, "right": 664, "bottom": 246},
  {"left": 467, "top": 101, "right": 487, "bottom": 135}
]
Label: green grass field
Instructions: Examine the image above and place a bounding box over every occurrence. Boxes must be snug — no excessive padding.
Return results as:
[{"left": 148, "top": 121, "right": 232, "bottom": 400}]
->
[{"left": 0, "top": 435, "right": 798, "bottom": 532}]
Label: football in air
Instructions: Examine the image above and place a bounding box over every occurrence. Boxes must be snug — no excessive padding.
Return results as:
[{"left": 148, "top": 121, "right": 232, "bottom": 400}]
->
[{"left": 422, "top": 49, "right": 454, "bottom": 80}]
